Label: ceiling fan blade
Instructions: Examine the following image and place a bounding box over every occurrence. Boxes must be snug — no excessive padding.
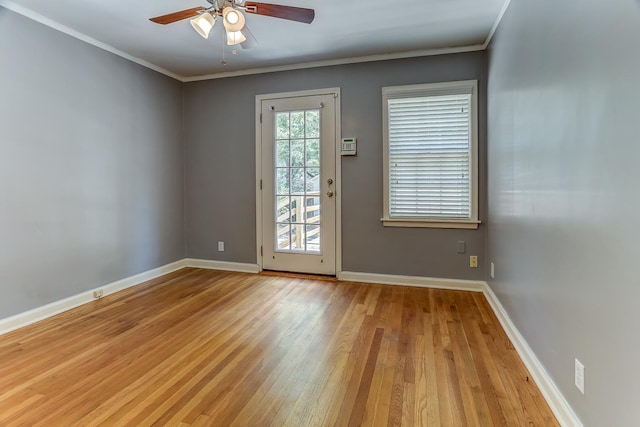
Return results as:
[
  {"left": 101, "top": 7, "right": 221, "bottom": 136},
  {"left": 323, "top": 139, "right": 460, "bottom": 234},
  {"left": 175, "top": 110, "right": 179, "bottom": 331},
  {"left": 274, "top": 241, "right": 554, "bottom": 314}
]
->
[
  {"left": 240, "top": 25, "right": 259, "bottom": 49},
  {"left": 244, "top": 2, "right": 315, "bottom": 24},
  {"left": 149, "top": 7, "right": 206, "bottom": 25}
]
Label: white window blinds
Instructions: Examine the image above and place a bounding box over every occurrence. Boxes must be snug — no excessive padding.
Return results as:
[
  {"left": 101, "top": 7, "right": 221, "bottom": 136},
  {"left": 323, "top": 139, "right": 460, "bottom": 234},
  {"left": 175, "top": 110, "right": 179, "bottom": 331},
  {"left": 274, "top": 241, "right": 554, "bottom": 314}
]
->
[{"left": 387, "top": 92, "right": 473, "bottom": 220}]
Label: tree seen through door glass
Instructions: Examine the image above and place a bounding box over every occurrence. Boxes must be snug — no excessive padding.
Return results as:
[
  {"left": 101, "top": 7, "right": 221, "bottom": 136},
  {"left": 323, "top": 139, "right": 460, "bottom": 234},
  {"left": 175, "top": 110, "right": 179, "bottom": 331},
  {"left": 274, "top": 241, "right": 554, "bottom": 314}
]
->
[
  {"left": 274, "top": 109, "right": 322, "bottom": 253},
  {"left": 290, "top": 112, "right": 305, "bottom": 139},
  {"left": 306, "top": 139, "right": 320, "bottom": 167},
  {"left": 290, "top": 140, "right": 305, "bottom": 167},
  {"left": 305, "top": 111, "right": 319, "bottom": 138},
  {"left": 277, "top": 140, "right": 289, "bottom": 167},
  {"left": 276, "top": 113, "right": 289, "bottom": 139},
  {"left": 290, "top": 168, "right": 305, "bottom": 195},
  {"left": 277, "top": 168, "right": 289, "bottom": 194},
  {"left": 306, "top": 168, "right": 320, "bottom": 192}
]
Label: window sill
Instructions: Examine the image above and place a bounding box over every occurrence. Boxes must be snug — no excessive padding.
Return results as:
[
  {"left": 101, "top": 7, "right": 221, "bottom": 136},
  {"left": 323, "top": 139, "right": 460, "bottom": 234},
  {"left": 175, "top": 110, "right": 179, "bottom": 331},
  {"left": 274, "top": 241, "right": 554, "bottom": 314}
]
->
[{"left": 381, "top": 218, "right": 481, "bottom": 229}]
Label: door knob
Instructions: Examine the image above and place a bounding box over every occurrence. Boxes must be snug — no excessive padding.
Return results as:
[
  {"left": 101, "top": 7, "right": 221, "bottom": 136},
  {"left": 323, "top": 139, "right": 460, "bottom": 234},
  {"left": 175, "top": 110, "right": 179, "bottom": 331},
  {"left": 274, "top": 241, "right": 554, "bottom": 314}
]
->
[{"left": 327, "top": 190, "right": 334, "bottom": 198}]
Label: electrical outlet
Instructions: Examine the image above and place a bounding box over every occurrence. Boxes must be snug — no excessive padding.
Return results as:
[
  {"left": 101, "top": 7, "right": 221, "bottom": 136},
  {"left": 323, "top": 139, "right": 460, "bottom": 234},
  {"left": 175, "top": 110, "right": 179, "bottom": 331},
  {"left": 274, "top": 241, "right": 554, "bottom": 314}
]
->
[
  {"left": 93, "top": 289, "right": 103, "bottom": 299},
  {"left": 490, "top": 262, "right": 495, "bottom": 279},
  {"left": 457, "top": 241, "right": 466, "bottom": 254},
  {"left": 575, "top": 359, "right": 585, "bottom": 394},
  {"left": 469, "top": 256, "right": 478, "bottom": 268},
  {"left": 218, "top": 241, "right": 225, "bottom": 251}
]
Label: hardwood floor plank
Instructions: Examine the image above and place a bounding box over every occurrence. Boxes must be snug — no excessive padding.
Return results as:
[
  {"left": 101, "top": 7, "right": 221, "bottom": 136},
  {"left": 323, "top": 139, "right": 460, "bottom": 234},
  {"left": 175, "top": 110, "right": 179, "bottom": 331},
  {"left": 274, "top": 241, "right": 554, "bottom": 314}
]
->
[
  {"left": 114, "top": 277, "right": 307, "bottom": 425},
  {"left": 282, "top": 284, "right": 372, "bottom": 426},
  {"left": 448, "top": 292, "right": 493, "bottom": 426},
  {"left": 257, "top": 285, "right": 365, "bottom": 427},
  {"left": 30, "top": 272, "right": 262, "bottom": 426},
  {"left": 458, "top": 293, "right": 510, "bottom": 426},
  {"left": 423, "top": 292, "right": 442, "bottom": 425},
  {"left": 432, "top": 290, "right": 458, "bottom": 426},
  {"left": 347, "top": 327, "right": 384, "bottom": 427},
  {"left": 228, "top": 282, "right": 347, "bottom": 427},
  {"left": 370, "top": 286, "right": 404, "bottom": 427},
  {"left": 362, "top": 288, "right": 396, "bottom": 426},
  {"left": 180, "top": 280, "right": 333, "bottom": 425},
  {"left": 0, "top": 269, "right": 559, "bottom": 426}
]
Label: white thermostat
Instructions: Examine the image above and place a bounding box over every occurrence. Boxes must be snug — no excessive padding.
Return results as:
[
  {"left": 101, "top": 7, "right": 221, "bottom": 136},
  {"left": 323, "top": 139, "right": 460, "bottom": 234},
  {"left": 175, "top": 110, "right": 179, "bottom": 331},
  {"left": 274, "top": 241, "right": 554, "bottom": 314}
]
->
[{"left": 341, "top": 138, "right": 357, "bottom": 156}]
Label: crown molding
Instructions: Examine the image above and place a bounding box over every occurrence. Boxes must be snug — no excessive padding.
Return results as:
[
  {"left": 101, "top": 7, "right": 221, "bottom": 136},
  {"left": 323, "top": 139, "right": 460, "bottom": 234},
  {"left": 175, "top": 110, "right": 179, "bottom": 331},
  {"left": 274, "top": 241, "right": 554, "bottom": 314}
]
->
[
  {"left": 182, "top": 45, "right": 486, "bottom": 82},
  {"left": 483, "top": 0, "right": 513, "bottom": 49},
  {"left": 0, "top": 0, "right": 183, "bottom": 81}
]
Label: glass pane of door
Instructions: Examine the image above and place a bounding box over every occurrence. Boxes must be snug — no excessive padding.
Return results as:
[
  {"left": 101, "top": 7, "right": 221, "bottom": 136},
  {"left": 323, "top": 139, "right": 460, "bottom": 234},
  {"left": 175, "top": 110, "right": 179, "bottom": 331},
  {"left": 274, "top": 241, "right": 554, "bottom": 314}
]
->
[{"left": 274, "top": 109, "right": 321, "bottom": 253}]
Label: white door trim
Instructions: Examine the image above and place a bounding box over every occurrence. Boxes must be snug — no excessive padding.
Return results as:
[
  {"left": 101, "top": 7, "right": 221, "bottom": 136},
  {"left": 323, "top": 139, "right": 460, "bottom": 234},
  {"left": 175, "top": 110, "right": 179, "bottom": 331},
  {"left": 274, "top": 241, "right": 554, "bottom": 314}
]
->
[{"left": 255, "top": 87, "right": 342, "bottom": 276}]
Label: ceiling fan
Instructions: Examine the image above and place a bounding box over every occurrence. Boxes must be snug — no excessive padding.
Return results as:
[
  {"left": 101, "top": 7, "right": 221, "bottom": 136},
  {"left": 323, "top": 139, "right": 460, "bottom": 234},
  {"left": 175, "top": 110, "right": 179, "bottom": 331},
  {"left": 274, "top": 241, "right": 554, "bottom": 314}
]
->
[{"left": 149, "top": 0, "right": 315, "bottom": 51}]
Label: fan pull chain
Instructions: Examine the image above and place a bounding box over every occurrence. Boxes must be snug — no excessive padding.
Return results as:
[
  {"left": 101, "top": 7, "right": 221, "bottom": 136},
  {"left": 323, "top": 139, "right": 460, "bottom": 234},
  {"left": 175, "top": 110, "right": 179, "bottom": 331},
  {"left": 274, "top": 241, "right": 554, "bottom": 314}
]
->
[{"left": 221, "top": 29, "right": 227, "bottom": 65}]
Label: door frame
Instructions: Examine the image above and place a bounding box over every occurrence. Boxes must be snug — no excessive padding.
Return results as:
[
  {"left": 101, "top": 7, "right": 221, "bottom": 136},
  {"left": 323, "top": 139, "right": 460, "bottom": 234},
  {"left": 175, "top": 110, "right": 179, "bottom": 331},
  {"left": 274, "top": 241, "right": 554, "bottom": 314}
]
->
[{"left": 255, "top": 87, "right": 342, "bottom": 275}]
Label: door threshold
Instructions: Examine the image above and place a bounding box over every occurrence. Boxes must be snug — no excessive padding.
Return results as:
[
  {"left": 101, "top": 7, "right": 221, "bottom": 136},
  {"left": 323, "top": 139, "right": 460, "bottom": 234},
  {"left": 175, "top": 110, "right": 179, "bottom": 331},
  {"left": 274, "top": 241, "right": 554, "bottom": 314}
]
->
[{"left": 260, "top": 270, "right": 338, "bottom": 282}]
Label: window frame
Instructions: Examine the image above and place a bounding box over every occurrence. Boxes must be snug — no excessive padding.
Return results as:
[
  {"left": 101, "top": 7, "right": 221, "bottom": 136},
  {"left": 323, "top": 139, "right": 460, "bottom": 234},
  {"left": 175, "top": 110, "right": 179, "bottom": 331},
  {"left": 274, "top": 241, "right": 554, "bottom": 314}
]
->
[{"left": 381, "top": 80, "right": 480, "bottom": 229}]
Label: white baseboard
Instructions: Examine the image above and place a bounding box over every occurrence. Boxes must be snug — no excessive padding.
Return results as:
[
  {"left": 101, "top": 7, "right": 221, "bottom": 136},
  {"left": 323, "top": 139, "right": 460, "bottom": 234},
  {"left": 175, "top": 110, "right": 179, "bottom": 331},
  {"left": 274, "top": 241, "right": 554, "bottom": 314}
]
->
[
  {"left": 482, "top": 285, "right": 583, "bottom": 427},
  {"left": 0, "top": 259, "right": 187, "bottom": 337},
  {"left": 185, "top": 258, "right": 260, "bottom": 274},
  {"left": 338, "top": 271, "right": 485, "bottom": 292}
]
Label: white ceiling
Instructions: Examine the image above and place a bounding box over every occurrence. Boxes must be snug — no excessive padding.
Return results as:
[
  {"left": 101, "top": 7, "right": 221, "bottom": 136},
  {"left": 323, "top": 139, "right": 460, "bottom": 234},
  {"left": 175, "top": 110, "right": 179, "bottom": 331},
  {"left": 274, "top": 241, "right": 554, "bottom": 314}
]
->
[{"left": 3, "top": 0, "right": 506, "bottom": 79}]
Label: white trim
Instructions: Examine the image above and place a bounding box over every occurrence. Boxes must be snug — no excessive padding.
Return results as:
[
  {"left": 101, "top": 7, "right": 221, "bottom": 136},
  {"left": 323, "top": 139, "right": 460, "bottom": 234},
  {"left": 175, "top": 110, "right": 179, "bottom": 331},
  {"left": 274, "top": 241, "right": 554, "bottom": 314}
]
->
[
  {"left": 183, "top": 45, "right": 485, "bottom": 82},
  {"left": 482, "top": 284, "right": 584, "bottom": 427},
  {"left": 338, "top": 271, "right": 485, "bottom": 292},
  {"left": 381, "top": 80, "right": 479, "bottom": 226},
  {"left": 381, "top": 218, "right": 481, "bottom": 229},
  {"left": 483, "top": 0, "right": 513, "bottom": 49},
  {"left": 255, "top": 97, "right": 264, "bottom": 272},
  {"left": 185, "top": 258, "right": 260, "bottom": 273},
  {"left": 0, "top": 259, "right": 187, "bottom": 336},
  {"left": 0, "top": 0, "right": 183, "bottom": 81},
  {"left": 334, "top": 92, "right": 343, "bottom": 276},
  {"left": 255, "top": 87, "right": 342, "bottom": 102},
  {"left": 255, "top": 87, "right": 342, "bottom": 276}
]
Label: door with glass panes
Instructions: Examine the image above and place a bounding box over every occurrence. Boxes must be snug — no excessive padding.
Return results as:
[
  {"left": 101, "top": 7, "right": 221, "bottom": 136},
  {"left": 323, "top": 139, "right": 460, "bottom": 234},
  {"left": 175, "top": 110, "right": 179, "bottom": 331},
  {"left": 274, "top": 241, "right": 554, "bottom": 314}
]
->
[{"left": 260, "top": 92, "right": 336, "bottom": 275}]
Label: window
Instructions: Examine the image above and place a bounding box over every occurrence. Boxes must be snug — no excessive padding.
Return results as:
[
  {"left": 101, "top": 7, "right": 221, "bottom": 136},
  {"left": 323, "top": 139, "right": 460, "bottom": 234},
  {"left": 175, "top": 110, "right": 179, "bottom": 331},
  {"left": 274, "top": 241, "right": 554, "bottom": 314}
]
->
[{"left": 382, "top": 80, "right": 479, "bottom": 229}]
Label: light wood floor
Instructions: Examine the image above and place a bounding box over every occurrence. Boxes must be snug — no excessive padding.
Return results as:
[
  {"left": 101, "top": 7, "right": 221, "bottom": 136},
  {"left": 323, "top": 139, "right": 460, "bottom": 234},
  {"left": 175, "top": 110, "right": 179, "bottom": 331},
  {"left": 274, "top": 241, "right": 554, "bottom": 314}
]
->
[{"left": 0, "top": 268, "right": 558, "bottom": 426}]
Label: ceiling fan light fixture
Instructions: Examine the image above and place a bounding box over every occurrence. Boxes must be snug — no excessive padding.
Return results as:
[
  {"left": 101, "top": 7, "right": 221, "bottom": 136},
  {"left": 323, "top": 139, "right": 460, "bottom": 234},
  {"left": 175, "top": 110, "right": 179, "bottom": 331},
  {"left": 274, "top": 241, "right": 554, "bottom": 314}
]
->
[
  {"left": 227, "top": 11, "right": 239, "bottom": 24},
  {"left": 190, "top": 12, "right": 216, "bottom": 39},
  {"left": 226, "top": 30, "right": 247, "bottom": 45},
  {"left": 222, "top": 7, "right": 245, "bottom": 32}
]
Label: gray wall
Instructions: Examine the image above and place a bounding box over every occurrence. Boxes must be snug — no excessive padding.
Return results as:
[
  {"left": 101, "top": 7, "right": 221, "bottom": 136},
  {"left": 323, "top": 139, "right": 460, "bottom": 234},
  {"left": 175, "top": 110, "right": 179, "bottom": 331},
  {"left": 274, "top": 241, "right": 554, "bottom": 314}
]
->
[
  {"left": 0, "top": 9, "right": 185, "bottom": 318},
  {"left": 184, "top": 52, "right": 487, "bottom": 280},
  {"left": 487, "top": 0, "right": 640, "bottom": 425}
]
